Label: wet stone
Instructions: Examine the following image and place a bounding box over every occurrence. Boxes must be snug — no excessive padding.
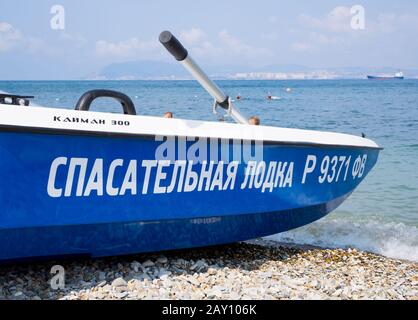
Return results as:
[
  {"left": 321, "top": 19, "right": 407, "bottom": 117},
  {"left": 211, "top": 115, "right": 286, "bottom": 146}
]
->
[{"left": 0, "top": 241, "right": 416, "bottom": 301}]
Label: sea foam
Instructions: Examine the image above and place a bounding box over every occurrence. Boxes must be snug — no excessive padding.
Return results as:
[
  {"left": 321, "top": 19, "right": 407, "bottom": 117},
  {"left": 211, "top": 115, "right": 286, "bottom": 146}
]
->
[{"left": 267, "top": 218, "right": 418, "bottom": 262}]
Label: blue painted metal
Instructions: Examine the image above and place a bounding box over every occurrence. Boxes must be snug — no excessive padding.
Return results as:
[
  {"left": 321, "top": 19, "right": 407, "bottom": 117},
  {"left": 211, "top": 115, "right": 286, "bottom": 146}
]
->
[
  {"left": 0, "top": 130, "right": 380, "bottom": 262},
  {"left": 367, "top": 75, "right": 404, "bottom": 80}
]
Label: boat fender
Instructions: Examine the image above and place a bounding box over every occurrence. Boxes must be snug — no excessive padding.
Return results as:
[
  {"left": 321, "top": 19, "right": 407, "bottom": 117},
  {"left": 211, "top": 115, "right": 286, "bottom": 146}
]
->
[{"left": 75, "top": 90, "right": 137, "bottom": 115}]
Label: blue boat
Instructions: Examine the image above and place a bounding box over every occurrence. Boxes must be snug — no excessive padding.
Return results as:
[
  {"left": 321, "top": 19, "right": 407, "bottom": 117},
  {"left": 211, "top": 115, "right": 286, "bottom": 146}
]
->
[
  {"left": 0, "top": 32, "right": 381, "bottom": 262},
  {"left": 367, "top": 72, "right": 404, "bottom": 80}
]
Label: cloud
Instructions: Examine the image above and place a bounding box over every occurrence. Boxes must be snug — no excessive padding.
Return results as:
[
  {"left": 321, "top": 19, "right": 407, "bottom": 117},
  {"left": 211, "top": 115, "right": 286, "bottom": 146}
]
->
[
  {"left": 167, "top": 28, "right": 273, "bottom": 62},
  {"left": 298, "top": 6, "right": 353, "bottom": 33},
  {"left": 369, "top": 13, "right": 418, "bottom": 34},
  {"left": 261, "top": 32, "right": 278, "bottom": 40},
  {"left": 95, "top": 38, "right": 159, "bottom": 58},
  {"left": 0, "top": 22, "right": 47, "bottom": 54},
  {"left": 59, "top": 33, "right": 87, "bottom": 49},
  {"left": 298, "top": 6, "right": 418, "bottom": 36},
  {"left": 291, "top": 32, "right": 346, "bottom": 52},
  {"left": 292, "top": 6, "right": 360, "bottom": 52},
  {"left": 217, "top": 30, "right": 272, "bottom": 57},
  {"left": 94, "top": 28, "right": 271, "bottom": 64},
  {"left": 268, "top": 16, "right": 278, "bottom": 24},
  {"left": 180, "top": 28, "right": 207, "bottom": 45},
  {"left": 0, "top": 21, "right": 89, "bottom": 56},
  {"left": 291, "top": 6, "right": 418, "bottom": 62},
  {"left": 398, "top": 14, "right": 418, "bottom": 29},
  {"left": 291, "top": 42, "right": 311, "bottom": 52},
  {"left": 0, "top": 22, "right": 23, "bottom": 52}
]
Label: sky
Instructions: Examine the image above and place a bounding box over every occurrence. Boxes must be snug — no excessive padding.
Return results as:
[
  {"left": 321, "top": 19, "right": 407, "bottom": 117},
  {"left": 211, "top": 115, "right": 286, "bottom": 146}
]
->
[{"left": 1, "top": 0, "right": 418, "bottom": 79}]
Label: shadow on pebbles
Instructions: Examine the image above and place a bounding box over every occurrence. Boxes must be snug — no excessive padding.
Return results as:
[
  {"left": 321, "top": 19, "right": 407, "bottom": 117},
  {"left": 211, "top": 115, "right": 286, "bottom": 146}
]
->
[{"left": 0, "top": 240, "right": 417, "bottom": 300}]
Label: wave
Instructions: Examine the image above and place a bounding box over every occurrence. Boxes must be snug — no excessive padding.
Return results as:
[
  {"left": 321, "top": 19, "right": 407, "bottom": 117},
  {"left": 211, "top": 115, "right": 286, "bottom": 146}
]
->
[{"left": 266, "top": 218, "right": 418, "bottom": 262}]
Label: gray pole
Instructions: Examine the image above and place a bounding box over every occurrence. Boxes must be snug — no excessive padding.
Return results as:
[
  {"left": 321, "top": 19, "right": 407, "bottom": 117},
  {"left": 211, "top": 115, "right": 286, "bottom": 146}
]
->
[{"left": 159, "top": 31, "right": 249, "bottom": 125}]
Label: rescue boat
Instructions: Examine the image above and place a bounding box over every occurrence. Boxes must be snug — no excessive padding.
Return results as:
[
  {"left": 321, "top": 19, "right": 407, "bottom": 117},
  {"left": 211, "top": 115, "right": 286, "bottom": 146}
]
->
[{"left": 0, "top": 32, "right": 381, "bottom": 262}]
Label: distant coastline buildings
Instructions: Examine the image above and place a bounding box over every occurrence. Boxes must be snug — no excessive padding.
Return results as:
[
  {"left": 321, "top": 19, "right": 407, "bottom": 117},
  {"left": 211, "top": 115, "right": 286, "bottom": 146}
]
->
[
  {"left": 87, "top": 61, "right": 418, "bottom": 80},
  {"left": 229, "top": 71, "right": 339, "bottom": 80}
]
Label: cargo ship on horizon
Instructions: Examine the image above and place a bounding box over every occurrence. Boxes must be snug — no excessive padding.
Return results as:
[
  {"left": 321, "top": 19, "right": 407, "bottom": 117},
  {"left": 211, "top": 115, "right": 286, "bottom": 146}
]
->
[{"left": 367, "top": 71, "right": 404, "bottom": 80}]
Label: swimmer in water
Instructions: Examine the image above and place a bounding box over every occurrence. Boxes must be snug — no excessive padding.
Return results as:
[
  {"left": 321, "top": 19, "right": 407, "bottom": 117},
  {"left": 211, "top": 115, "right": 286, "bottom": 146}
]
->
[
  {"left": 163, "top": 112, "right": 173, "bottom": 119},
  {"left": 249, "top": 116, "right": 261, "bottom": 126}
]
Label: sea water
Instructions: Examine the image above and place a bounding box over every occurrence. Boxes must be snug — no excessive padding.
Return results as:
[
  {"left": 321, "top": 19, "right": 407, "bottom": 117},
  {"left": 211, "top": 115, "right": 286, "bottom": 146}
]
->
[{"left": 1, "top": 79, "right": 417, "bottom": 262}]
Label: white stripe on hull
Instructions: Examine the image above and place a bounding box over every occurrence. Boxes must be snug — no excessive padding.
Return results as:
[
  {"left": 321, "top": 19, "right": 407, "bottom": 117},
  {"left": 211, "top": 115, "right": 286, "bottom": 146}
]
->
[{"left": 0, "top": 103, "right": 380, "bottom": 149}]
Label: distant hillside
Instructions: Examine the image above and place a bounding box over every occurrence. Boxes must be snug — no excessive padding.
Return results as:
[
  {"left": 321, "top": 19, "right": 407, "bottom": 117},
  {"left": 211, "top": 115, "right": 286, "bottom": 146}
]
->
[
  {"left": 98, "top": 60, "right": 188, "bottom": 80},
  {"left": 255, "top": 64, "right": 311, "bottom": 73},
  {"left": 95, "top": 61, "right": 312, "bottom": 80},
  {"left": 90, "top": 60, "right": 418, "bottom": 80}
]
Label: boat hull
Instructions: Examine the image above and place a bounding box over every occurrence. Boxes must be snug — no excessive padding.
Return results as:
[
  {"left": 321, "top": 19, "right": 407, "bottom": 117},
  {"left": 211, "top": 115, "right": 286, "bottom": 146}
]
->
[
  {"left": 0, "top": 129, "right": 380, "bottom": 262},
  {"left": 0, "top": 195, "right": 349, "bottom": 263},
  {"left": 367, "top": 75, "right": 404, "bottom": 80}
]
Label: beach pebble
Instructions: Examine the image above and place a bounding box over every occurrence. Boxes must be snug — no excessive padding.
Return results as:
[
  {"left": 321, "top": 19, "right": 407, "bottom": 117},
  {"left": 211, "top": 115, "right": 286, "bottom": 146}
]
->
[
  {"left": 190, "top": 260, "right": 208, "bottom": 272},
  {"left": 111, "top": 278, "right": 127, "bottom": 288},
  {"left": 157, "top": 256, "right": 168, "bottom": 264},
  {"left": 98, "top": 272, "right": 106, "bottom": 281},
  {"left": 130, "top": 261, "right": 141, "bottom": 273},
  {"left": 113, "top": 291, "right": 129, "bottom": 299},
  {"left": 0, "top": 241, "right": 416, "bottom": 301},
  {"left": 142, "top": 260, "right": 155, "bottom": 268},
  {"left": 207, "top": 268, "right": 217, "bottom": 276}
]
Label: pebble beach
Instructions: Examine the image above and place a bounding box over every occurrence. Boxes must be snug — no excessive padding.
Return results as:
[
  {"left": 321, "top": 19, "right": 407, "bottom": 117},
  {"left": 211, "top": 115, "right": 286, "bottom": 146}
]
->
[{"left": 0, "top": 240, "right": 417, "bottom": 300}]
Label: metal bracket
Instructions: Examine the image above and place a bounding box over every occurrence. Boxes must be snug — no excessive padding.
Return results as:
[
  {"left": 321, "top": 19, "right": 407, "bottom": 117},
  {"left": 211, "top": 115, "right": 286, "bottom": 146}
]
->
[
  {"left": 212, "top": 99, "right": 218, "bottom": 115},
  {"left": 227, "top": 97, "right": 233, "bottom": 116},
  {"left": 212, "top": 98, "right": 233, "bottom": 121},
  {"left": 0, "top": 94, "right": 34, "bottom": 107}
]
